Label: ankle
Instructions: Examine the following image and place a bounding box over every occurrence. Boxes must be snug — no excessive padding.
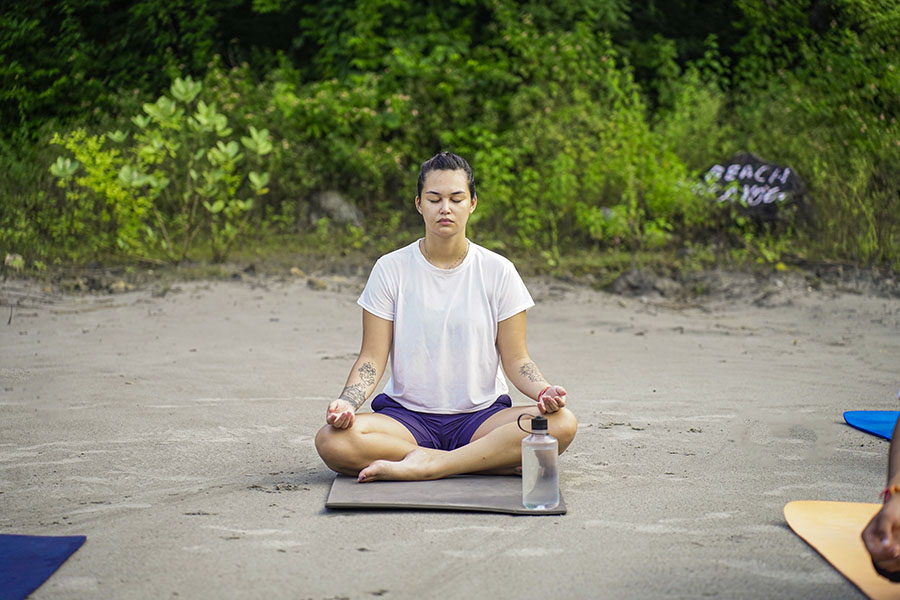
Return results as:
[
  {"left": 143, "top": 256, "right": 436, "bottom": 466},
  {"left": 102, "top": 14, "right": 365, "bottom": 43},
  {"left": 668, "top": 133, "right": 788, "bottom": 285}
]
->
[{"left": 413, "top": 448, "right": 448, "bottom": 480}]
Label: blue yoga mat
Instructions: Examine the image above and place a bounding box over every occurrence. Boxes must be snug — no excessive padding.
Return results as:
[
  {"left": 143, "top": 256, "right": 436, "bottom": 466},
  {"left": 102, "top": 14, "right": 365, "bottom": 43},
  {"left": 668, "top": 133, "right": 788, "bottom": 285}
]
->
[
  {"left": 843, "top": 410, "right": 900, "bottom": 440},
  {"left": 0, "top": 534, "right": 86, "bottom": 600}
]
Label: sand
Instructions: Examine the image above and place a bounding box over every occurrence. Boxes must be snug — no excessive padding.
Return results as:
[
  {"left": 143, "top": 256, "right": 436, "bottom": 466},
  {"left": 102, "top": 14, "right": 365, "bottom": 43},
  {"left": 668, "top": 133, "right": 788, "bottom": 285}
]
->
[{"left": 1, "top": 268, "right": 899, "bottom": 599}]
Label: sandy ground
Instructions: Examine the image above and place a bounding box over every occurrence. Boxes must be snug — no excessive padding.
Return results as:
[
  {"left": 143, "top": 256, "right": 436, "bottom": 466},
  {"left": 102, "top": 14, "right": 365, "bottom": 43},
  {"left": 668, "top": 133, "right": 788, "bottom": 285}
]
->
[{"left": 2, "top": 269, "right": 899, "bottom": 599}]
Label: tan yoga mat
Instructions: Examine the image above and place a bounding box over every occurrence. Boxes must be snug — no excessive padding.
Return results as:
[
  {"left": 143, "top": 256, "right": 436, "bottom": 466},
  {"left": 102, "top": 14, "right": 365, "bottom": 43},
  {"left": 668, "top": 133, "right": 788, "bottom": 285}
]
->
[
  {"left": 784, "top": 500, "right": 900, "bottom": 599},
  {"left": 326, "top": 474, "right": 566, "bottom": 515}
]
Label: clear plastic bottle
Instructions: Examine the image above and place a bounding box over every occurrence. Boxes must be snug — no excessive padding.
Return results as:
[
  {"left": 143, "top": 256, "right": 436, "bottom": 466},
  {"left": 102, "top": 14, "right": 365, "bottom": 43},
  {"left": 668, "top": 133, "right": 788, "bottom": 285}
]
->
[{"left": 520, "top": 415, "right": 559, "bottom": 510}]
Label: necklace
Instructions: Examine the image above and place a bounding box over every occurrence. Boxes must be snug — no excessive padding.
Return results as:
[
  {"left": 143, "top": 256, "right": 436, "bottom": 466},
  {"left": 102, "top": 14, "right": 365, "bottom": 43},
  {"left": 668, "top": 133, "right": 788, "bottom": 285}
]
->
[{"left": 420, "top": 239, "right": 469, "bottom": 269}]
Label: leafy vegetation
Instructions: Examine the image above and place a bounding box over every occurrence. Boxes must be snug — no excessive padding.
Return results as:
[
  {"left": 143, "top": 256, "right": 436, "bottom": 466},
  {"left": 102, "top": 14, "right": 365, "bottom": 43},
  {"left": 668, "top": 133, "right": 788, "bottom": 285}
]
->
[
  {"left": 49, "top": 75, "right": 273, "bottom": 263},
  {"left": 1, "top": 0, "right": 898, "bottom": 271}
]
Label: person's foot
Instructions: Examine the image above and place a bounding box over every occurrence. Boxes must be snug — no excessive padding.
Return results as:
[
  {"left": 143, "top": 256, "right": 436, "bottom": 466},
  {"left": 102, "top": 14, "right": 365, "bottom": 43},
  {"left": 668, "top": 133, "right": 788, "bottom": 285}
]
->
[{"left": 357, "top": 448, "right": 440, "bottom": 482}]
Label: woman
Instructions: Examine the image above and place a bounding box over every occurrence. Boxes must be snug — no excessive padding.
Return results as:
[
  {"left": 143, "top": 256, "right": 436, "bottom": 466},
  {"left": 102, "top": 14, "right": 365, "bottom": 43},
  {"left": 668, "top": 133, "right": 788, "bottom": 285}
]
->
[{"left": 315, "top": 152, "right": 577, "bottom": 482}]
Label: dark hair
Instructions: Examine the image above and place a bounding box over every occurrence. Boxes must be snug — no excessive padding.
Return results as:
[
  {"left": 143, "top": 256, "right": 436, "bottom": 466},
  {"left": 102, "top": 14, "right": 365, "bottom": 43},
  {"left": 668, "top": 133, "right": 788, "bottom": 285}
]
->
[{"left": 416, "top": 152, "right": 476, "bottom": 199}]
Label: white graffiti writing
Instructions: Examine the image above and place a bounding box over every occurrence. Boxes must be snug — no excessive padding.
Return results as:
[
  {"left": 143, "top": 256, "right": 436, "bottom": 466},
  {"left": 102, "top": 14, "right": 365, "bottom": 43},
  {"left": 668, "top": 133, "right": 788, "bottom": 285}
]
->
[{"left": 703, "top": 163, "right": 792, "bottom": 205}]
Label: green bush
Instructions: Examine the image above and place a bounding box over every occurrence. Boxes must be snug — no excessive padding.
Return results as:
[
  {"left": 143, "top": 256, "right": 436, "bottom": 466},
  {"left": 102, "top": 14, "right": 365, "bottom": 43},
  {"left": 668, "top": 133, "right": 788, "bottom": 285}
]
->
[
  {"left": 728, "top": 7, "right": 900, "bottom": 267},
  {"left": 3, "top": 0, "right": 899, "bottom": 271},
  {"left": 445, "top": 18, "right": 703, "bottom": 263},
  {"left": 49, "top": 76, "right": 274, "bottom": 263}
]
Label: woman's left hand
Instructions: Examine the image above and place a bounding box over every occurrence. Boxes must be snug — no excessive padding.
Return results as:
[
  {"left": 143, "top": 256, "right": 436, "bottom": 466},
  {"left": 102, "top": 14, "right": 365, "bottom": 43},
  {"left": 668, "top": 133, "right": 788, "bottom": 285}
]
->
[{"left": 537, "top": 385, "right": 567, "bottom": 414}]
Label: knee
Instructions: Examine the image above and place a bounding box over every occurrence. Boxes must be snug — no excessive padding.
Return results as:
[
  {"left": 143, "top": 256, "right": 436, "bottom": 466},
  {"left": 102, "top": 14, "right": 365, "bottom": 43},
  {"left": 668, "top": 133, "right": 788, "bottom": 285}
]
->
[
  {"left": 314, "top": 425, "right": 334, "bottom": 458},
  {"left": 315, "top": 425, "right": 358, "bottom": 474},
  {"left": 550, "top": 408, "right": 578, "bottom": 450}
]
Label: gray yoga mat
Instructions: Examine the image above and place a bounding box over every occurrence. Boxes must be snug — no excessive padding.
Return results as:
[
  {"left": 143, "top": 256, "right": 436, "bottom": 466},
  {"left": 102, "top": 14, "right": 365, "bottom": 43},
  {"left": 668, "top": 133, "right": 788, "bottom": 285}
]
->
[{"left": 326, "top": 474, "right": 567, "bottom": 515}]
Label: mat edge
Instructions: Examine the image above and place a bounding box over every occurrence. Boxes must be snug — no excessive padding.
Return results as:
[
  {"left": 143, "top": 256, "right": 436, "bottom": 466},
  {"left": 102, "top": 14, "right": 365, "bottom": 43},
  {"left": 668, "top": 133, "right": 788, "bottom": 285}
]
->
[{"left": 325, "top": 502, "right": 566, "bottom": 515}]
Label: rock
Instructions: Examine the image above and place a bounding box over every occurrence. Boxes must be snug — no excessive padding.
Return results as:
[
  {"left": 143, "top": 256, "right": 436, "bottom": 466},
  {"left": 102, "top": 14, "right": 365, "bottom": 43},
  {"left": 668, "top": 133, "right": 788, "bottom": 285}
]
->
[
  {"left": 59, "top": 277, "right": 88, "bottom": 293},
  {"left": 307, "top": 278, "right": 327, "bottom": 291},
  {"left": 313, "top": 190, "right": 362, "bottom": 227},
  {"left": 653, "top": 277, "right": 682, "bottom": 298},
  {"left": 108, "top": 280, "right": 134, "bottom": 294},
  {"left": 4, "top": 253, "right": 24, "bottom": 271},
  {"left": 290, "top": 267, "right": 306, "bottom": 277},
  {"left": 698, "top": 151, "right": 808, "bottom": 226},
  {"left": 610, "top": 270, "right": 658, "bottom": 297}
]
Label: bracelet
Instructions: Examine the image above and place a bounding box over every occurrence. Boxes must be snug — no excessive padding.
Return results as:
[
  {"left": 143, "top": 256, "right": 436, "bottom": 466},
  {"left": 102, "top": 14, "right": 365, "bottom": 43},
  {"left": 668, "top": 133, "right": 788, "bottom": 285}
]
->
[
  {"left": 880, "top": 485, "right": 900, "bottom": 502},
  {"left": 537, "top": 386, "right": 551, "bottom": 402}
]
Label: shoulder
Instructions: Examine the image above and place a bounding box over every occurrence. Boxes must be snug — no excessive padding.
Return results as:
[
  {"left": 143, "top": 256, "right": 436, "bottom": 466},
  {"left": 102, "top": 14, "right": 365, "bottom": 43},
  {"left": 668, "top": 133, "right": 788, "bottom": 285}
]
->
[
  {"left": 469, "top": 242, "right": 515, "bottom": 268},
  {"left": 469, "top": 242, "right": 519, "bottom": 276},
  {"left": 470, "top": 244, "right": 533, "bottom": 316},
  {"left": 371, "top": 240, "right": 418, "bottom": 272},
  {"left": 359, "top": 242, "right": 420, "bottom": 313}
]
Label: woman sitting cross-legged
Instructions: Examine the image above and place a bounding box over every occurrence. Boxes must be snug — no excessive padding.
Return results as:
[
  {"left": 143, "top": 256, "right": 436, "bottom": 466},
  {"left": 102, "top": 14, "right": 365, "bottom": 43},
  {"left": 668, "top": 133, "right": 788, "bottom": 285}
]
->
[{"left": 314, "top": 151, "right": 577, "bottom": 482}]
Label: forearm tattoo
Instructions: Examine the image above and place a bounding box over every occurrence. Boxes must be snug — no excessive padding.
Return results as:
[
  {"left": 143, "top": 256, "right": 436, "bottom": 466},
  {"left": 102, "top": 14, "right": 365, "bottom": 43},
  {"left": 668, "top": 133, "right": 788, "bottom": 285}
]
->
[
  {"left": 519, "top": 361, "right": 546, "bottom": 384},
  {"left": 358, "top": 362, "right": 376, "bottom": 386},
  {"left": 339, "top": 383, "right": 366, "bottom": 410},
  {"left": 339, "top": 362, "right": 376, "bottom": 410}
]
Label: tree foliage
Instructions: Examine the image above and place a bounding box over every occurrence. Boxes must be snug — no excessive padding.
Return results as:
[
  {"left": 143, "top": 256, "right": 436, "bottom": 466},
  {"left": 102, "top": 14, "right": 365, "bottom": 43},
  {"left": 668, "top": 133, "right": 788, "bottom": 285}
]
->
[{"left": 2, "top": 0, "right": 899, "bottom": 269}]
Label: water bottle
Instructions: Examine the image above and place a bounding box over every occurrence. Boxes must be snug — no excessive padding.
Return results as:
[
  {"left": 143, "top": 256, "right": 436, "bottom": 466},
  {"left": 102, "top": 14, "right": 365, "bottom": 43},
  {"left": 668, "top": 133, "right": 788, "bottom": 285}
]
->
[{"left": 519, "top": 414, "right": 559, "bottom": 510}]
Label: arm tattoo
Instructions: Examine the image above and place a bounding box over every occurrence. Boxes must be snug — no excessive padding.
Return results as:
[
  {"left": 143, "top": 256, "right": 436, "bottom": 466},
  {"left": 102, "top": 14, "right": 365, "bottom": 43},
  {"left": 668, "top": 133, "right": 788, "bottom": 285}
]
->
[
  {"left": 339, "top": 362, "right": 377, "bottom": 410},
  {"left": 358, "top": 362, "right": 376, "bottom": 387},
  {"left": 519, "top": 361, "right": 545, "bottom": 383},
  {"left": 339, "top": 383, "right": 366, "bottom": 410}
]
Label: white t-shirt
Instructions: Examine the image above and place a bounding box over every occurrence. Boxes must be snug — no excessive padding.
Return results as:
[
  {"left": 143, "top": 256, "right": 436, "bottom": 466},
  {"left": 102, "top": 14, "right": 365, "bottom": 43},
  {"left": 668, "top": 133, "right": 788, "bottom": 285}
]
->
[{"left": 357, "top": 239, "right": 534, "bottom": 414}]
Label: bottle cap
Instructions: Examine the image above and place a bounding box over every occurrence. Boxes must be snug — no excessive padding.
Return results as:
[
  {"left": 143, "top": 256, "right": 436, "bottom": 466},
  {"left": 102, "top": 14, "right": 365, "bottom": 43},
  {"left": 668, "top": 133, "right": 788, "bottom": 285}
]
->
[{"left": 531, "top": 415, "right": 548, "bottom": 431}]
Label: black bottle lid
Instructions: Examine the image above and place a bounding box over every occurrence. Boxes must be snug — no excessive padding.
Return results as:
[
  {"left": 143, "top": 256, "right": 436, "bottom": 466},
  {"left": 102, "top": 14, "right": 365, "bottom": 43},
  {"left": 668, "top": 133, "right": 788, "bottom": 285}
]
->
[{"left": 531, "top": 415, "right": 548, "bottom": 431}]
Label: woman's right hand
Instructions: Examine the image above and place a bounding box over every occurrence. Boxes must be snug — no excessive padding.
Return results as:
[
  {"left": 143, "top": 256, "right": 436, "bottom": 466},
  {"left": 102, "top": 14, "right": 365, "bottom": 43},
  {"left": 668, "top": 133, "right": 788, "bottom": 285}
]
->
[{"left": 326, "top": 399, "right": 356, "bottom": 429}]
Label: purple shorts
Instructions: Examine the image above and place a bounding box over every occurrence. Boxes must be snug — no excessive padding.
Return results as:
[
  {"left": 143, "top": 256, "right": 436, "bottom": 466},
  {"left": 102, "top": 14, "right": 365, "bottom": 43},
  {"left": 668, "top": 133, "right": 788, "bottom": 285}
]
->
[{"left": 371, "top": 393, "right": 512, "bottom": 451}]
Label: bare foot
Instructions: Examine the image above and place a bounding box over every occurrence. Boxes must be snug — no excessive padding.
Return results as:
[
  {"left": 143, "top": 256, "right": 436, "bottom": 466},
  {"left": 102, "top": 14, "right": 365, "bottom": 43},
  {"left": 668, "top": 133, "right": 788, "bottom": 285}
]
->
[{"left": 357, "top": 448, "right": 441, "bottom": 482}]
